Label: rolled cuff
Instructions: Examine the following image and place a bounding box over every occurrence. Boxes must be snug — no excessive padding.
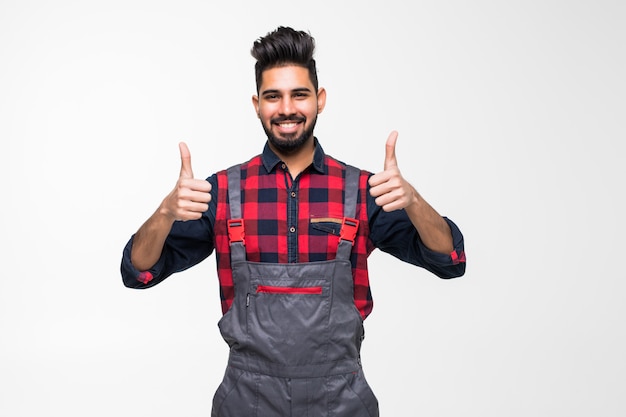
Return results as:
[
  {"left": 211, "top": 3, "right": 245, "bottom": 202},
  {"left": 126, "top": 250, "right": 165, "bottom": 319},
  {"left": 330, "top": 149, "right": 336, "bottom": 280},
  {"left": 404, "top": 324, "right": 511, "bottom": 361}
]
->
[{"left": 120, "top": 235, "right": 167, "bottom": 289}]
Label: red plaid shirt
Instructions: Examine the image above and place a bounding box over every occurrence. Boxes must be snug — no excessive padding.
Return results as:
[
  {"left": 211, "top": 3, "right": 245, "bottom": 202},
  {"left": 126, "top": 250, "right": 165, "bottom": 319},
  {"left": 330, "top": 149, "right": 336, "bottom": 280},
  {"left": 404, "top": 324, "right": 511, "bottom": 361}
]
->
[
  {"left": 214, "top": 147, "right": 374, "bottom": 318},
  {"left": 121, "top": 140, "right": 466, "bottom": 320}
]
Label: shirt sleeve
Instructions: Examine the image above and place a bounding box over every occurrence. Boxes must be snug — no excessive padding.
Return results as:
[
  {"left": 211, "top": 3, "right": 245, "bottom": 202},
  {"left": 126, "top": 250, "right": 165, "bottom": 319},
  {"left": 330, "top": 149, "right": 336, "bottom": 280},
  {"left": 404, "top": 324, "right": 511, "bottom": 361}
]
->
[
  {"left": 120, "top": 175, "right": 219, "bottom": 288},
  {"left": 366, "top": 186, "right": 466, "bottom": 279}
]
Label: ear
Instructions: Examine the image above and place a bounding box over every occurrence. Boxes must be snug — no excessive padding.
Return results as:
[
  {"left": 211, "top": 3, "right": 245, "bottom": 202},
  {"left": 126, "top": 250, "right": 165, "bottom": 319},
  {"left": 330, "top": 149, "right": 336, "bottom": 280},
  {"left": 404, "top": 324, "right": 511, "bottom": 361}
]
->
[
  {"left": 316, "top": 87, "right": 327, "bottom": 114},
  {"left": 252, "top": 95, "right": 260, "bottom": 117}
]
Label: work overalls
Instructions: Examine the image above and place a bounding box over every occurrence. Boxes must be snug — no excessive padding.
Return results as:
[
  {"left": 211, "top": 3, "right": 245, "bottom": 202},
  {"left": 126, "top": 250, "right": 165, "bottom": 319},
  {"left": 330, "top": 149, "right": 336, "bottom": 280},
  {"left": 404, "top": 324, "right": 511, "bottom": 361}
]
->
[{"left": 211, "top": 165, "right": 379, "bottom": 416}]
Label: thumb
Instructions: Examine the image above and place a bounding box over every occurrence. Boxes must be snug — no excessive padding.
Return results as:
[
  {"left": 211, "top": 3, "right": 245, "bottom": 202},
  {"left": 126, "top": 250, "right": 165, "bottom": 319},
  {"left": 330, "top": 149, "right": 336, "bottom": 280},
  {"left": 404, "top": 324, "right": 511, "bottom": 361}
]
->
[
  {"left": 179, "top": 142, "right": 194, "bottom": 179},
  {"left": 384, "top": 131, "right": 399, "bottom": 170}
]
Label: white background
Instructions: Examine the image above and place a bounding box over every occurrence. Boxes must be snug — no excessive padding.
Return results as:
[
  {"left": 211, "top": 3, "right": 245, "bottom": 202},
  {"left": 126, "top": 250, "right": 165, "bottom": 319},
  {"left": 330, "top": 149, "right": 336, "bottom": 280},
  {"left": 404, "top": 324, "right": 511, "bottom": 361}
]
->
[{"left": 1, "top": 0, "right": 624, "bottom": 416}]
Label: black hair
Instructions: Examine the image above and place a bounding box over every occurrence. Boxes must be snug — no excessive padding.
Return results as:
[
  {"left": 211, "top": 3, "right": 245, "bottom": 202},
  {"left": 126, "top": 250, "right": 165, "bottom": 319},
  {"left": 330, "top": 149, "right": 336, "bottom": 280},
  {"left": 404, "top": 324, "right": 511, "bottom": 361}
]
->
[{"left": 251, "top": 26, "right": 318, "bottom": 93}]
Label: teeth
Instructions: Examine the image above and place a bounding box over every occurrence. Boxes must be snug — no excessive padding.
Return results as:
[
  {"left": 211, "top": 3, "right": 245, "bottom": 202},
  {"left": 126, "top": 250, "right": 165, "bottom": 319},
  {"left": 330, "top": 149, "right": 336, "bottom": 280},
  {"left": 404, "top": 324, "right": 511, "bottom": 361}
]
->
[{"left": 279, "top": 122, "right": 297, "bottom": 128}]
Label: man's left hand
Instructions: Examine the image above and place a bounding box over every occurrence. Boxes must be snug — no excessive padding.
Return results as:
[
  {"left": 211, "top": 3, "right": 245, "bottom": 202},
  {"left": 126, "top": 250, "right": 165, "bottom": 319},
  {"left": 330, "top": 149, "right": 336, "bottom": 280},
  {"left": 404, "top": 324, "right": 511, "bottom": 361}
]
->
[{"left": 368, "top": 131, "right": 417, "bottom": 212}]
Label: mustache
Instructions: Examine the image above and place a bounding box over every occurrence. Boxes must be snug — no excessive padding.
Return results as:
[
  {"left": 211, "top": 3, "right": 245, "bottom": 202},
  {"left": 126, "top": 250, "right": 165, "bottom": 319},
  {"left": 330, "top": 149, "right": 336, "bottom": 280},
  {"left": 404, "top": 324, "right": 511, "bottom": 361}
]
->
[{"left": 271, "top": 115, "right": 306, "bottom": 124}]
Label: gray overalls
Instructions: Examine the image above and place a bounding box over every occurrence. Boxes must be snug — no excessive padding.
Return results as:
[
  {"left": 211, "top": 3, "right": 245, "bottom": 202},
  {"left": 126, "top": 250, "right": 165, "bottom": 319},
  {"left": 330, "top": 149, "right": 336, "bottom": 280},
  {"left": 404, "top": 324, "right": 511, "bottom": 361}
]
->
[{"left": 211, "top": 165, "right": 379, "bottom": 416}]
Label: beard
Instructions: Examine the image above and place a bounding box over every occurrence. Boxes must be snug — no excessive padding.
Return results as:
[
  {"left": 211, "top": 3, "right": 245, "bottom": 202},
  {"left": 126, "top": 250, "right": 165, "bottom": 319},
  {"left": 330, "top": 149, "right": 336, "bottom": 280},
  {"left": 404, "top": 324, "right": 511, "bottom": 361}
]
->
[{"left": 262, "top": 115, "right": 317, "bottom": 154}]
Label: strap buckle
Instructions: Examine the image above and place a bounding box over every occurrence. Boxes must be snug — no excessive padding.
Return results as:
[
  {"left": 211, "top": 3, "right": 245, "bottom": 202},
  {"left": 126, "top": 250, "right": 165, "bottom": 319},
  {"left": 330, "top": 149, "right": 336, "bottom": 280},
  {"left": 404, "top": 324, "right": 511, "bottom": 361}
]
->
[
  {"left": 339, "top": 217, "right": 359, "bottom": 245},
  {"left": 227, "top": 219, "right": 245, "bottom": 244}
]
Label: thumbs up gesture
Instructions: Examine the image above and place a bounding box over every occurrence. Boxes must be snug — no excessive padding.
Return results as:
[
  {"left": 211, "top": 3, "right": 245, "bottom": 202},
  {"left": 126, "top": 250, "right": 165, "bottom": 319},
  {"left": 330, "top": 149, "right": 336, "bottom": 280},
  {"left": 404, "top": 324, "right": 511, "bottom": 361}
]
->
[
  {"left": 368, "top": 131, "right": 416, "bottom": 212},
  {"left": 160, "top": 142, "right": 212, "bottom": 221}
]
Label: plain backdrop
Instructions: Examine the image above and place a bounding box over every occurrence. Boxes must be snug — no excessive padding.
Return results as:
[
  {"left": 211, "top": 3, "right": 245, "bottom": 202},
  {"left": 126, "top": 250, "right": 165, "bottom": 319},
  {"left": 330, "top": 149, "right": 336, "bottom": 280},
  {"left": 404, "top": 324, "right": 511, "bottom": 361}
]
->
[{"left": 1, "top": 0, "right": 624, "bottom": 416}]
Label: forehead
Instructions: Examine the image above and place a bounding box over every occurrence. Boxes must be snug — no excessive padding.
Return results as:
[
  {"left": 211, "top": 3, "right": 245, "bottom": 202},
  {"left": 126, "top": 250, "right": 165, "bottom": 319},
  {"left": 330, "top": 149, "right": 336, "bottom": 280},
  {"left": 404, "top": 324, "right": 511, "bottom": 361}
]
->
[{"left": 259, "top": 65, "right": 314, "bottom": 93}]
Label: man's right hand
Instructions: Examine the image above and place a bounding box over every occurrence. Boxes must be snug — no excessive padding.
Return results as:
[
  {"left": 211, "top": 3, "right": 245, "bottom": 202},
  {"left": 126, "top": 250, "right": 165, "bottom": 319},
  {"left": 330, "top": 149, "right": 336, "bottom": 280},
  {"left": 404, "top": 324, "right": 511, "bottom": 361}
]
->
[{"left": 160, "top": 142, "right": 212, "bottom": 221}]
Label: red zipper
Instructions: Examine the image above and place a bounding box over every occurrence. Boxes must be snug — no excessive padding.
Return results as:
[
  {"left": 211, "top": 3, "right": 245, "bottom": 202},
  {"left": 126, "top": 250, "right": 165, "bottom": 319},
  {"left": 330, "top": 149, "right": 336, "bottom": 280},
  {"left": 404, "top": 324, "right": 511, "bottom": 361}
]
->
[{"left": 256, "top": 285, "right": 323, "bottom": 295}]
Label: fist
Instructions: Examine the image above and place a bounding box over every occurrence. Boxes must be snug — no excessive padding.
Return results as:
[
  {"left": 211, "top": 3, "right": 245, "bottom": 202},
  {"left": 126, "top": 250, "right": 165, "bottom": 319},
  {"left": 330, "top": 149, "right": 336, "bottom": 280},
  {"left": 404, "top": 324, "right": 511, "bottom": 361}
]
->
[
  {"left": 161, "top": 142, "right": 212, "bottom": 221},
  {"left": 368, "top": 131, "right": 415, "bottom": 212}
]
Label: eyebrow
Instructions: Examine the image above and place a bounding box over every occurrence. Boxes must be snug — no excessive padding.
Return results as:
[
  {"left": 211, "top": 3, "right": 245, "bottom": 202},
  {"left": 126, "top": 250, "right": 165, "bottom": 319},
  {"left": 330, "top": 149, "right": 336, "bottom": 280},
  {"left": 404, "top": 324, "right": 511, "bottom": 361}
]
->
[{"left": 261, "top": 87, "right": 313, "bottom": 96}]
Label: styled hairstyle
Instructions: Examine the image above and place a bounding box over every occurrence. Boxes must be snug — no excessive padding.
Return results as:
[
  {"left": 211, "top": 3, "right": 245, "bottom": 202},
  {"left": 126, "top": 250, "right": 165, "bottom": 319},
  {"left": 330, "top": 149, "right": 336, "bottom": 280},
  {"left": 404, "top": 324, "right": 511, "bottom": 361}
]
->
[{"left": 251, "top": 26, "right": 318, "bottom": 93}]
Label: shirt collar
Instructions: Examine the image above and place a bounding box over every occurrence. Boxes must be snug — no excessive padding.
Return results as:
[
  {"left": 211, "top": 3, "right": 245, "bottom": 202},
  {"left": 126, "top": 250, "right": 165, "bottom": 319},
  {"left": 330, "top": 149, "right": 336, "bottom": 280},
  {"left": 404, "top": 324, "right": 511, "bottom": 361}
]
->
[{"left": 261, "top": 137, "right": 326, "bottom": 174}]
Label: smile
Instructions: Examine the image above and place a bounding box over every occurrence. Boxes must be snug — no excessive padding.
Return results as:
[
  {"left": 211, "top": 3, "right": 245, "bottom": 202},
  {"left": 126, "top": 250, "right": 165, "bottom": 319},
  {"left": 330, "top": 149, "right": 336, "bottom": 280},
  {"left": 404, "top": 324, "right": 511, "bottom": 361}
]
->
[
  {"left": 278, "top": 122, "right": 299, "bottom": 128},
  {"left": 273, "top": 120, "right": 304, "bottom": 134}
]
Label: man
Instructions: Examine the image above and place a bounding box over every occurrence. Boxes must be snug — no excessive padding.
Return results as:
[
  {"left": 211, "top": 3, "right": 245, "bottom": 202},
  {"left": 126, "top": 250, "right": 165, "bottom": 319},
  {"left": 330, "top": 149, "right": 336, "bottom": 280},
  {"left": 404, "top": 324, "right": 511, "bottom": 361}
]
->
[{"left": 121, "top": 26, "right": 466, "bottom": 416}]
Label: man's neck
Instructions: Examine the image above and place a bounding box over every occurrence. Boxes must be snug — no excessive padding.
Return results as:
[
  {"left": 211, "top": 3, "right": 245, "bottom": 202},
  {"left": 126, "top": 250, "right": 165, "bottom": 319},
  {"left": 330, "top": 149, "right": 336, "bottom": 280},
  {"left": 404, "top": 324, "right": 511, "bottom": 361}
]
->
[{"left": 270, "top": 137, "right": 316, "bottom": 178}]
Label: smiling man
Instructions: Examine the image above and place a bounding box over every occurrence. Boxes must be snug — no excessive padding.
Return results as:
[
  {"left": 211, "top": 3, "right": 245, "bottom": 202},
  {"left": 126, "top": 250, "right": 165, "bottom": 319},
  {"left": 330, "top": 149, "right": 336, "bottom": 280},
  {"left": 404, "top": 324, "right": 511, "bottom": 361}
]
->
[
  {"left": 254, "top": 65, "right": 323, "bottom": 149},
  {"left": 252, "top": 64, "right": 325, "bottom": 178},
  {"left": 121, "top": 26, "right": 466, "bottom": 416}
]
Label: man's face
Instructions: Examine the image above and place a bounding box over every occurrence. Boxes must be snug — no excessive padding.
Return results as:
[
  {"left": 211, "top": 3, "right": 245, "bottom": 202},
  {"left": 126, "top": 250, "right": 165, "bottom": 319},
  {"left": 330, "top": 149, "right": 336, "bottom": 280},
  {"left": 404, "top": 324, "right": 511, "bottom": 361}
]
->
[{"left": 253, "top": 65, "right": 326, "bottom": 154}]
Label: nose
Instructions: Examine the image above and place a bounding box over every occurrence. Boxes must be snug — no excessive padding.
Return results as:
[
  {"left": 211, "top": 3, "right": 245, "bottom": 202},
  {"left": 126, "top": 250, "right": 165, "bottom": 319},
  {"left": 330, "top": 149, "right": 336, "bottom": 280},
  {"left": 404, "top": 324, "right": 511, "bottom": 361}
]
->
[{"left": 279, "top": 96, "right": 295, "bottom": 115}]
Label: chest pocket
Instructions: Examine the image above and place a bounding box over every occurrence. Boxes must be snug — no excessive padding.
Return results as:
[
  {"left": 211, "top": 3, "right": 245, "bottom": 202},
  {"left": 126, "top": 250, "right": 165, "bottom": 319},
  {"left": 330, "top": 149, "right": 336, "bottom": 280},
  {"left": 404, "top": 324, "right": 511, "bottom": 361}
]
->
[
  {"left": 306, "top": 216, "right": 343, "bottom": 261},
  {"left": 310, "top": 217, "right": 343, "bottom": 236}
]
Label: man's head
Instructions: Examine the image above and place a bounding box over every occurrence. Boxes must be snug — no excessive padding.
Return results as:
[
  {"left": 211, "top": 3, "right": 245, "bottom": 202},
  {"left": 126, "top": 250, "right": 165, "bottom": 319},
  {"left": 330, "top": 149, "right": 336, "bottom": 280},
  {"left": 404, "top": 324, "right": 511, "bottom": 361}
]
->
[{"left": 251, "top": 27, "right": 326, "bottom": 155}]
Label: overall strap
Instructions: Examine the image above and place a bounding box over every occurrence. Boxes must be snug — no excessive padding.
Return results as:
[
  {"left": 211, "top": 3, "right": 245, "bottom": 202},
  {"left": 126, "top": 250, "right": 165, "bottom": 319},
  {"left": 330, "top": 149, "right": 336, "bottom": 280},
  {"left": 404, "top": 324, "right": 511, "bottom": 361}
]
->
[
  {"left": 336, "top": 165, "right": 361, "bottom": 261},
  {"left": 227, "top": 165, "right": 242, "bottom": 219},
  {"left": 343, "top": 164, "right": 360, "bottom": 218},
  {"left": 226, "top": 165, "right": 246, "bottom": 262}
]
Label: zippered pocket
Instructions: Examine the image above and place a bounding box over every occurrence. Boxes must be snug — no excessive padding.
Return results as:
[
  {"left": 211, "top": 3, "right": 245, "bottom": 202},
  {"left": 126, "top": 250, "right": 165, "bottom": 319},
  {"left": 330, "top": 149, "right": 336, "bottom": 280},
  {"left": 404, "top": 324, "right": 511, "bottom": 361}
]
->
[{"left": 246, "top": 278, "right": 331, "bottom": 364}]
